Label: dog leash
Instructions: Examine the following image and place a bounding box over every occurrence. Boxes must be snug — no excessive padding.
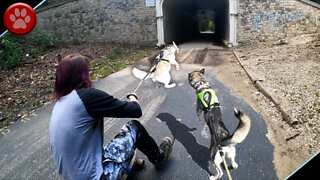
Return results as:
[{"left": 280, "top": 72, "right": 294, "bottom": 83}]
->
[
  {"left": 132, "top": 64, "right": 156, "bottom": 94},
  {"left": 209, "top": 106, "right": 232, "bottom": 180},
  {"left": 128, "top": 47, "right": 177, "bottom": 98},
  {"left": 220, "top": 150, "right": 232, "bottom": 180},
  {"left": 198, "top": 87, "right": 232, "bottom": 180},
  {"left": 131, "top": 54, "right": 174, "bottom": 95},
  {"left": 120, "top": 63, "right": 157, "bottom": 100}
]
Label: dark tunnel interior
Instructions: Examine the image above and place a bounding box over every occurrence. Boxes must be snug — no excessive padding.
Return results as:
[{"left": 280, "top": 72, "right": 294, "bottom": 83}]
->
[{"left": 163, "top": 0, "right": 229, "bottom": 45}]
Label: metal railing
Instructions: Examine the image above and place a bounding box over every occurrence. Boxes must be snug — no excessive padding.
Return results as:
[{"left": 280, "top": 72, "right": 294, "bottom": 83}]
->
[{"left": 35, "top": 0, "right": 78, "bottom": 13}]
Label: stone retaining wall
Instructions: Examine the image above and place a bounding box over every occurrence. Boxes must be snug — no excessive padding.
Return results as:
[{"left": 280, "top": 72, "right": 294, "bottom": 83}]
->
[
  {"left": 31, "top": 0, "right": 320, "bottom": 45},
  {"left": 237, "top": 0, "right": 320, "bottom": 42},
  {"left": 32, "top": 0, "right": 157, "bottom": 46}
]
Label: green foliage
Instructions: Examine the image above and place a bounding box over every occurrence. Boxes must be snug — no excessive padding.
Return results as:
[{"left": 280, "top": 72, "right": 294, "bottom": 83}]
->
[
  {"left": 46, "top": 82, "right": 53, "bottom": 88},
  {"left": 199, "top": 21, "right": 215, "bottom": 32},
  {"left": 310, "top": 0, "right": 320, "bottom": 4},
  {"left": 106, "top": 46, "right": 122, "bottom": 60},
  {"left": 48, "top": 74, "right": 55, "bottom": 80},
  {"left": 208, "top": 21, "right": 214, "bottom": 31},
  {"left": 106, "top": 54, "right": 119, "bottom": 60},
  {"left": 0, "top": 35, "right": 22, "bottom": 69},
  {"left": 2, "top": 120, "right": 9, "bottom": 127},
  {"left": 90, "top": 50, "right": 153, "bottom": 80},
  {"left": 112, "top": 46, "right": 121, "bottom": 55},
  {"left": 23, "top": 88, "right": 31, "bottom": 93},
  {"left": 32, "top": 32, "right": 61, "bottom": 50},
  {"left": 27, "top": 47, "right": 37, "bottom": 58},
  {"left": 0, "top": 31, "right": 61, "bottom": 69},
  {"left": 127, "top": 50, "right": 153, "bottom": 63},
  {"left": 90, "top": 61, "right": 103, "bottom": 68}
]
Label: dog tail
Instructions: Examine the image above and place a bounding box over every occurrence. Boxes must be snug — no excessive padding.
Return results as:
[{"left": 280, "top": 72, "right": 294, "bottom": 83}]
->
[
  {"left": 132, "top": 67, "right": 151, "bottom": 80},
  {"left": 224, "top": 108, "right": 251, "bottom": 145}
]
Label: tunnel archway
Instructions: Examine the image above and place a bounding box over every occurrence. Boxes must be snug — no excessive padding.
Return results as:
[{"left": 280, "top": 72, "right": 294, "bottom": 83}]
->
[{"left": 156, "top": 0, "right": 237, "bottom": 46}]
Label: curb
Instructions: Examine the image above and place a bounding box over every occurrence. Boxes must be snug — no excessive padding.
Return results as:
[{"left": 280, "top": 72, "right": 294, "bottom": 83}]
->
[{"left": 232, "top": 48, "right": 298, "bottom": 126}]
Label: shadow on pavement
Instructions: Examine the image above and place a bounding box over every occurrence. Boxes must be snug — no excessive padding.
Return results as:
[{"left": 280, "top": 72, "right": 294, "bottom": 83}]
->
[{"left": 156, "top": 112, "right": 212, "bottom": 176}]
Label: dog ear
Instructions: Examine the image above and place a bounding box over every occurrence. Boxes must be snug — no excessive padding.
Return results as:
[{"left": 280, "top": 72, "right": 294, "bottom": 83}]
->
[
  {"left": 173, "top": 41, "right": 178, "bottom": 49},
  {"left": 200, "top": 68, "right": 205, "bottom": 74}
]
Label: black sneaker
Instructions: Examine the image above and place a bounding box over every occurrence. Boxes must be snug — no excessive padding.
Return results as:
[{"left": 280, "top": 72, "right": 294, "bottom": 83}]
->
[{"left": 155, "top": 137, "right": 174, "bottom": 169}]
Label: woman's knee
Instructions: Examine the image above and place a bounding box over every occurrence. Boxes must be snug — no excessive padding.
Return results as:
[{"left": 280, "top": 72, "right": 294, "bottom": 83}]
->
[
  {"left": 127, "top": 120, "right": 142, "bottom": 128},
  {"left": 127, "top": 120, "right": 147, "bottom": 141}
]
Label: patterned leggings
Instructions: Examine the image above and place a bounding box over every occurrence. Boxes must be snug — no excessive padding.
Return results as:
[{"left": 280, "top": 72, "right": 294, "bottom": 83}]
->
[{"left": 102, "top": 120, "right": 164, "bottom": 179}]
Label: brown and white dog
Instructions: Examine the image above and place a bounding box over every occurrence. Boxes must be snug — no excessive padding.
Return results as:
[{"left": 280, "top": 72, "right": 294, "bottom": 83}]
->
[{"left": 188, "top": 68, "right": 251, "bottom": 180}]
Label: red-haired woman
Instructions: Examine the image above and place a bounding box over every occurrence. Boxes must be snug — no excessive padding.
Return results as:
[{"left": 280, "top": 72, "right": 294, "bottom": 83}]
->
[{"left": 50, "top": 54, "right": 173, "bottom": 180}]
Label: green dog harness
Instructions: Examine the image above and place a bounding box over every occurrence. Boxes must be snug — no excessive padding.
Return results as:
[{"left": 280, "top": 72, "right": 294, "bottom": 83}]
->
[{"left": 197, "top": 89, "right": 219, "bottom": 111}]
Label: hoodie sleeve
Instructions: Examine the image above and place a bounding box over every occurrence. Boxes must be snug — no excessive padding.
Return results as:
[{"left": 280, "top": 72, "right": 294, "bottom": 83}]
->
[{"left": 76, "top": 88, "right": 142, "bottom": 119}]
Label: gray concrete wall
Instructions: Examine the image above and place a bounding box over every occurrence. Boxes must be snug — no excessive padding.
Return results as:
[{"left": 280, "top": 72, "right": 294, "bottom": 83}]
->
[
  {"left": 33, "top": 0, "right": 157, "bottom": 46},
  {"left": 237, "top": 0, "right": 320, "bottom": 42}
]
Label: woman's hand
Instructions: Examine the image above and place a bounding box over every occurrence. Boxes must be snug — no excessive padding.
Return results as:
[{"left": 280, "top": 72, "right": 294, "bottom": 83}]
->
[{"left": 127, "top": 93, "right": 139, "bottom": 104}]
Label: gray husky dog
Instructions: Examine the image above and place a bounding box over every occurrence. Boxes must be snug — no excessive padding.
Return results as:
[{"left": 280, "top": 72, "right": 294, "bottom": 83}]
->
[
  {"left": 188, "top": 68, "right": 251, "bottom": 180},
  {"left": 132, "top": 42, "right": 179, "bottom": 88}
]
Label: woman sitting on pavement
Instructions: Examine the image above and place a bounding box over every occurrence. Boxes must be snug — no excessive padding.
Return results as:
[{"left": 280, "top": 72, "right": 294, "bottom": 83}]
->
[{"left": 49, "top": 54, "right": 174, "bottom": 180}]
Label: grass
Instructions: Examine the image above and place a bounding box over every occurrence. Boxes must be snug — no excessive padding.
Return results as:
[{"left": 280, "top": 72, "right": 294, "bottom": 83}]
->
[
  {"left": 90, "top": 49, "right": 154, "bottom": 80},
  {"left": 127, "top": 50, "right": 153, "bottom": 63},
  {"left": 91, "top": 61, "right": 103, "bottom": 68},
  {"left": 2, "top": 120, "right": 9, "bottom": 127}
]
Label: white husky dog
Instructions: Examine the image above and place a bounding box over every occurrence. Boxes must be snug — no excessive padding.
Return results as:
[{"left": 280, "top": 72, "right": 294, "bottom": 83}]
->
[{"left": 132, "top": 42, "right": 180, "bottom": 88}]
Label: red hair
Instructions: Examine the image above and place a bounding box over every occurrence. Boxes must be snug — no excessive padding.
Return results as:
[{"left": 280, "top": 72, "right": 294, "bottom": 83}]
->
[{"left": 54, "top": 54, "right": 92, "bottom": 100}]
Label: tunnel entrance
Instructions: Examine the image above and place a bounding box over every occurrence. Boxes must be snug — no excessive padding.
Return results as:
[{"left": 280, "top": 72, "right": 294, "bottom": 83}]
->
[
  {"left": 199, "top": 20, "right": 215, "bottom": 34},
  {"left": 156, "top": 0, "right": 237, "bottom": 47}
]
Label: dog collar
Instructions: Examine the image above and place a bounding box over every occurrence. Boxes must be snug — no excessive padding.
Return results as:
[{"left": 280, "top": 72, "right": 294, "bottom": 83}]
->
[
  {"left": 197, "top": 88, "right": 219, "bottom": 111},
  {"left": 158, "top": 59, "right": 170, "bottom": 62},
  {"left": 194, "top": 81, "right": 210, "bottom": 91},
  {"left": 160, "top": 49, "right": 174, "bottom": 60}
]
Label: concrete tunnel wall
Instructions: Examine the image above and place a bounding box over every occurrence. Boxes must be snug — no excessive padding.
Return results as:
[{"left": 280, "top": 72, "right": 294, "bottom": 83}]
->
[{"left": 162, "top": 0, "right": 230, "bottom": 44}]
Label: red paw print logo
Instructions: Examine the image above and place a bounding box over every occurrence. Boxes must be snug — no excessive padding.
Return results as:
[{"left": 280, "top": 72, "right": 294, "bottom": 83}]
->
[
  {"left": 4, "top": 3, "right": 37, "bottom": 35},
  {"left": 10, "top": 8, "right": 31, "bottom": 29}
]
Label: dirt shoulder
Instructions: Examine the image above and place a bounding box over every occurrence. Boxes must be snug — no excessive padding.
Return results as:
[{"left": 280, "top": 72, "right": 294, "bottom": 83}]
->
[{"left": 206, "top": 33, "right": 319, "bottom": 179}]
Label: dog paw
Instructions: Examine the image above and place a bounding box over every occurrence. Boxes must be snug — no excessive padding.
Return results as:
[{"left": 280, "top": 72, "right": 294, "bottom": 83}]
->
[
  {"left": 165, "top": 83, "right": 176, "bottom": 88},
  {"left": 231, "top": 162, "right": 238, "bottom": 169},
  {"left": 209, "top": 175, "right": 219, "bottom": 180}
]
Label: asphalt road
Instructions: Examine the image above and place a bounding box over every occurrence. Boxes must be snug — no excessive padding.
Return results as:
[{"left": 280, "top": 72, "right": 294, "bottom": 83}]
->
[{"left": 0, "top": 64, "right": 278, "bottom": 180}]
